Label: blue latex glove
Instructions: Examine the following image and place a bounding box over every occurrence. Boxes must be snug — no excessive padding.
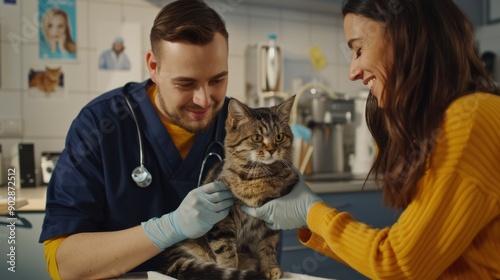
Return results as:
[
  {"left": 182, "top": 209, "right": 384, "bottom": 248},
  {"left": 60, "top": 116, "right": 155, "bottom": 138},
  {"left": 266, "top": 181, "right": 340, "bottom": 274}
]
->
[
  {"left": 142, "top": 182, "right": 234, "bottom": 250},
  {"left": 241, "top": 178, "right": 322, "bottom": 230}
]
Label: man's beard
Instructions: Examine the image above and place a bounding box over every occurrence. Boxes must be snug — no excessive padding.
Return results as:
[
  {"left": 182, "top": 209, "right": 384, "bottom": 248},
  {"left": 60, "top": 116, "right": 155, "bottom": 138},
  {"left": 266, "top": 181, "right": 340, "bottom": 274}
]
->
[{"left": 157, "top": 92, "right": 218, "bottom": 133}]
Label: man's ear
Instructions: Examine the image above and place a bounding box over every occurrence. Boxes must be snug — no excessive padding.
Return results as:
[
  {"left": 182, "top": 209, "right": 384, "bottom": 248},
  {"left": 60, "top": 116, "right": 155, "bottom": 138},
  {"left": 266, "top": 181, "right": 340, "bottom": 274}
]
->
[{"left": 146, "top": 50, "right": 158, "bottom": 83}]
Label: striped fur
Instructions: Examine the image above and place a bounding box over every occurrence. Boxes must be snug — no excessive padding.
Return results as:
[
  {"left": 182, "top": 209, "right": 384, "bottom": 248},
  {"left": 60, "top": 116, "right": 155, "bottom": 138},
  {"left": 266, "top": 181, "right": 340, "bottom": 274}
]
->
[{"left": 160, "top": 96, "right": 299, "bottom": 280}]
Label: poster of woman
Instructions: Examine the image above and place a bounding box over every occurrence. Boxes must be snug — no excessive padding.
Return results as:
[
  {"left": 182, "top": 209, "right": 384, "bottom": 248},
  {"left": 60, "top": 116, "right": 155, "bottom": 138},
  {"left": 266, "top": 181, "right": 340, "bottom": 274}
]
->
[{"left": 39, "top": 0, "right": 77, "bottom": 60}]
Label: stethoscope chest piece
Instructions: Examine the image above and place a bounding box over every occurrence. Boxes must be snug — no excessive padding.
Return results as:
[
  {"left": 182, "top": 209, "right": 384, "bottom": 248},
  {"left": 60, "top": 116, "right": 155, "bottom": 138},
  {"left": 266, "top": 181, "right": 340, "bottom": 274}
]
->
[
  {"left": 122, "top": 82, "right": 153, "bottom": 188},
  {"left": 131, "top": 166, "right": 152, "bottom": 188}
]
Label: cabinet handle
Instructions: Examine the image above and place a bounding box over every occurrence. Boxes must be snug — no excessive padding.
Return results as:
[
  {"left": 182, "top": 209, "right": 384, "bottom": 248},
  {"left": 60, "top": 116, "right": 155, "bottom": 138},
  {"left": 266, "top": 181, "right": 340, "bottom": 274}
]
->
[
  {"left": 331, "top": 203, "right": 350, "bottom": 209},
  {"left": 282, "top": 245, "right": 310, "bottom": 252}
]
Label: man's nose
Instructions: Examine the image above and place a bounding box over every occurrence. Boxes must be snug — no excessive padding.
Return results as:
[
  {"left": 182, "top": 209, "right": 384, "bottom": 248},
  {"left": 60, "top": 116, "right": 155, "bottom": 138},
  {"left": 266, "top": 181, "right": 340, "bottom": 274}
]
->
[{"left": 193, "top": 87, "right": 210, "bottom": 108}]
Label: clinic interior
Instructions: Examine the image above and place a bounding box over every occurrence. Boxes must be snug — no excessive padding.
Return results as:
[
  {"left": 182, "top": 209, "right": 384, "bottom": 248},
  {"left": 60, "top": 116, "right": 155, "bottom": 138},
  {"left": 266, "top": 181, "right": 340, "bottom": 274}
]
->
[{"left": 0, "top": 0, "right": 498, "bottom": 279}]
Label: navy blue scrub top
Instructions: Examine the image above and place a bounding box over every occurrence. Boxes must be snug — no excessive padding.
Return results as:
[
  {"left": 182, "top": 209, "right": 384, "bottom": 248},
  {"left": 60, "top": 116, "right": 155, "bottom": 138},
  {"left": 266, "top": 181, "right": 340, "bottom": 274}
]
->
[{"left": 39, "top": 80, "right": 229, "bottom": 272}]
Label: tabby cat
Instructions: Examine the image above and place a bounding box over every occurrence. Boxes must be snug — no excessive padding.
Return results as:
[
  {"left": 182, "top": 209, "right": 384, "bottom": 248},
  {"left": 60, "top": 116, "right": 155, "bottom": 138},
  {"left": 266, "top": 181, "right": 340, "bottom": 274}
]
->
[
  {"left": 160, "top": 96, "right": 299, "bottom": 280},
  {"left": 29, "top": 67, "right": 62, "bottom": 94}
]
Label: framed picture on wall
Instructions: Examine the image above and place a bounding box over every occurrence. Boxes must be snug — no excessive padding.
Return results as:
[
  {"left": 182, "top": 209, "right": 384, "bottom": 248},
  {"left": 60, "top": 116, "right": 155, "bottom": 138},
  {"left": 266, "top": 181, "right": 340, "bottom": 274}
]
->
[
  {"left": 95, "top": 21, "right": 142, "bottom": 92},
  {"left": 27, "top": 66, "right": 65, "bottom": 98},
  {"left": 38, "top": 0, "right": 77, "bottom": 60},
  {"left": 488, "top": 0, "right": 500, "bottom": 24}
]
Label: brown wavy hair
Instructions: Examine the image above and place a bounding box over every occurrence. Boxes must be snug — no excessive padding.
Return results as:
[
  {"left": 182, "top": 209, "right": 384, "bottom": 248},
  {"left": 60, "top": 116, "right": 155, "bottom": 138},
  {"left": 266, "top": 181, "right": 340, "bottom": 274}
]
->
[
  {"left": 343, "top": 0, "right": 499, "bottom": 209},
  {"left": 150, "top": 0, "right": 228, "bottom": 58}
]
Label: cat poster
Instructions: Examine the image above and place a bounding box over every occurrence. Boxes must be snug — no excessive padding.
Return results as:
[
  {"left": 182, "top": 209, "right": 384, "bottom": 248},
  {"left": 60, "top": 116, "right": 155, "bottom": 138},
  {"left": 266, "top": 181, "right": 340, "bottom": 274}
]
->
[
  {"left": 28, "top": 66, "right": 65, "bottom": 98},
  {"left": 38, "top": 0, "right": 77, "bottom": 60},
  {"left": 95, "top": 21, "right": 141, "bottom": 92}
]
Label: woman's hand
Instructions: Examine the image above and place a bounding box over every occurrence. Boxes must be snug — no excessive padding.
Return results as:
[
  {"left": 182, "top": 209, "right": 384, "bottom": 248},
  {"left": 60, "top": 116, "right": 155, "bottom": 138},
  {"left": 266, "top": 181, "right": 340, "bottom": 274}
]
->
[{"left": 241, "top": 179, "right": 322, "bottom": 230}]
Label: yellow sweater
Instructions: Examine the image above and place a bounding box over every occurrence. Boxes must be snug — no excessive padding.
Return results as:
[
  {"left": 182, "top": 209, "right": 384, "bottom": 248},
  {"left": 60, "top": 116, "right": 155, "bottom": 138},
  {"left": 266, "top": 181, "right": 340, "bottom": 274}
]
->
[{"left": 298, "top": 93, "right": 500, "bottom": 279}]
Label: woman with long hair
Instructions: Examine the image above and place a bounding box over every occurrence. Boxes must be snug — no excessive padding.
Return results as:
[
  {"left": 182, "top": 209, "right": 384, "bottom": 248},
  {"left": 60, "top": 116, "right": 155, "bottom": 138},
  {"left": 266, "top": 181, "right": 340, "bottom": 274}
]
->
[{"left": 243, "top": 0, "right": 500, "bottom": 278}]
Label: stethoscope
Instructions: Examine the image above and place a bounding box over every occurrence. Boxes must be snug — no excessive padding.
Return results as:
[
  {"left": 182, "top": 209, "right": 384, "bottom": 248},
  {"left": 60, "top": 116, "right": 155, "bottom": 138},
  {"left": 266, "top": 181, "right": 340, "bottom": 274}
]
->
[{"left": 121, "top": 82, "right": 224, "bottom": 188}]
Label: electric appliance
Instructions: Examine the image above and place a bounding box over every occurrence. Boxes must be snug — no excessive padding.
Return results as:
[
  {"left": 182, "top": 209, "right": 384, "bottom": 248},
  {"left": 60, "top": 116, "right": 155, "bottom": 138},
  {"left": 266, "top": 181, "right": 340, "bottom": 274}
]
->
[
  {"left": 40, "top": 151, "right": 61, "bottom": 185},
  {"left": 10, "top": 143, "right": 37, "bottom": 187},
  {"left": 245, "top": 34, "right": 288, "bottom": 107},
  {"left": 349, "top": 91, "right": 376, "bottom": 178},
  {"left": 293, "top": 85, "right": 355, "bottom": 181}
]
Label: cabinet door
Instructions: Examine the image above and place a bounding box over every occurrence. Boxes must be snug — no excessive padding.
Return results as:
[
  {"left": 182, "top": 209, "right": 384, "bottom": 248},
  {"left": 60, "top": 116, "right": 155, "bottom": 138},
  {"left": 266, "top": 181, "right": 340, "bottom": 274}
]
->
[
  {"left": 0, "top": 212, "right": 50, "bottom": 280},
  {"left": 280, "top": 190, "right": 400, "bottom": 279}
]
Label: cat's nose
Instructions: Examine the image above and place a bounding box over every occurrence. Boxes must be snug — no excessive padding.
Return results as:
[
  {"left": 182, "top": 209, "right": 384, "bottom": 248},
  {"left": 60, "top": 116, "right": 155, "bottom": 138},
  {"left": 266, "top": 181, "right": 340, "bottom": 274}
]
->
[{"left": 266, "top": 147, "right": 276, "bottom": 155}]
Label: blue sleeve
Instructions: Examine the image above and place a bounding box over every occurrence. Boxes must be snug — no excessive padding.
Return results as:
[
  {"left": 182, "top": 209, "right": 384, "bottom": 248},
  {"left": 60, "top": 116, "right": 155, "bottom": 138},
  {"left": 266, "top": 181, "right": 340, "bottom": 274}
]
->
[
  {"left": 40, "top": 107, "right": 107, "bottom": 242},
  {"left": 99, "top": 51, "right": 108, "bottom": 69}
]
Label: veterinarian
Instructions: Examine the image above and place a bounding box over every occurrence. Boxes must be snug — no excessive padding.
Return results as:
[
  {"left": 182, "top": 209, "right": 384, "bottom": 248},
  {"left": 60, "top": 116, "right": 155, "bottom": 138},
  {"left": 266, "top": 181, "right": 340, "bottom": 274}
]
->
[
  {"left": 98, "top": 37, "right": 131, "bottom": 71},
  {"left": 243, "top": 0, "right": 500, "bottom": 279},
  {"left": 40, "top": 1, "right": 234, "bottom": 279}
]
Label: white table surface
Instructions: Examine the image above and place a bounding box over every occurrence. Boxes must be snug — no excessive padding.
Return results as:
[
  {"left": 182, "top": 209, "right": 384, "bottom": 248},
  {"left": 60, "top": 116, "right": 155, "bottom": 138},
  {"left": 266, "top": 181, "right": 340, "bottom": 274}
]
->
[{"left": 113, "top": 271, "right": 335, "bottom": 280}]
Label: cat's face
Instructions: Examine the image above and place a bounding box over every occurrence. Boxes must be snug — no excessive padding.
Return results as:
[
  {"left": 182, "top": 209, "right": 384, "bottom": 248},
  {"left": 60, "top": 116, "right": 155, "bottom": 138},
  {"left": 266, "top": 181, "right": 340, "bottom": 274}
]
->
[
  {"left": 225, "top": 96, "right": 295, "bottom": 165},
  {"left": 45, "top": 67, "right": 61, "bottom": 79}
]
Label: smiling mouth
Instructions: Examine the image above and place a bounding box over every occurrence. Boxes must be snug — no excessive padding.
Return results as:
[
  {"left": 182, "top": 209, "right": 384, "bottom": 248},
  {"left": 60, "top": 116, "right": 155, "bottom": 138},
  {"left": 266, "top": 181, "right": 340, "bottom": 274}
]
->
[
  {"left": 187, "top": 109, "right": 209, "bottom": 120},
  {"left": 367, "top": 78, "right": 375, "bottom": 90}
]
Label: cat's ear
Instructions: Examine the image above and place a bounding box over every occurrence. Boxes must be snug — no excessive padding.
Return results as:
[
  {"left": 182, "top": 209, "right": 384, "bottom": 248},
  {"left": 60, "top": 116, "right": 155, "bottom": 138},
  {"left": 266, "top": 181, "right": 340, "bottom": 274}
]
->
[
  {"left": 228, "top": 98, "right": 251, "bottom": 128},
  {"left": 275, "top": 95, "right": 296, "bottom": 123}
]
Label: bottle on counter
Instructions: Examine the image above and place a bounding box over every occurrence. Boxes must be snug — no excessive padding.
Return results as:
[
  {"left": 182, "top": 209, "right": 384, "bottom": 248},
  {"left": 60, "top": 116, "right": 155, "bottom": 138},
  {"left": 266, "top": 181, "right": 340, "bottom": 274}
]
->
[{"left": 264, "top": 34, "right": 281, "bottom": 92}]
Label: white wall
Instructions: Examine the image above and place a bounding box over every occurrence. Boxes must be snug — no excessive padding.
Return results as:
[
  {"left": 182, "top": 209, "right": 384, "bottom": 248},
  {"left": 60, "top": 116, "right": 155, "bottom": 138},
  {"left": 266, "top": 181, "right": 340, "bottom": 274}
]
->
[
  {"left": 0, "top": 0, "right": 364, "bottom": 185},
  {"left": 476, "top": 22, "right": 500, "bottom": 82}
]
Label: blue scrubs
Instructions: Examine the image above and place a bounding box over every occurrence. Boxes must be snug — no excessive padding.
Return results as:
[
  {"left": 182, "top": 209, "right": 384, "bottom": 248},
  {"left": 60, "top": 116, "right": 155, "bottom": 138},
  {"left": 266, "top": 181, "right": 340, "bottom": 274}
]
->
[{"left": 39, "top": 80, "right": 228, "bottom": 271}]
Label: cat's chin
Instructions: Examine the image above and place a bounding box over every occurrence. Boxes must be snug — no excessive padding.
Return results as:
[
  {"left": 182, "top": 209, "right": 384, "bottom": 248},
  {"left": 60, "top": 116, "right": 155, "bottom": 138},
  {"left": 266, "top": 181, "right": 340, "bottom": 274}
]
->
[{"left": 256, "top": 160, "right": 275, "bottom": 165}]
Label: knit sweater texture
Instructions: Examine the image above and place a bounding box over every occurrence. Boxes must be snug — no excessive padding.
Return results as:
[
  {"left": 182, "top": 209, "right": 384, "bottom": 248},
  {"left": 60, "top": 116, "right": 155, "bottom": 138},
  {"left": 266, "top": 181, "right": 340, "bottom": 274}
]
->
[{"left": 298, "top": 93, "right": 500, "bottom": 279}]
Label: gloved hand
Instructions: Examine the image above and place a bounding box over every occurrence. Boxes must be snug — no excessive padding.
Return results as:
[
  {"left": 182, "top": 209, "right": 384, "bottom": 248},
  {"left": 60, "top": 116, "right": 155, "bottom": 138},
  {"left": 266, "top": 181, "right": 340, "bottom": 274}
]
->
[
  {"left": 241, "top": 178, "right": 322, "bottom": 230},
  {"left": 142, "top": 182, "right": 234, "bottom": 250}
]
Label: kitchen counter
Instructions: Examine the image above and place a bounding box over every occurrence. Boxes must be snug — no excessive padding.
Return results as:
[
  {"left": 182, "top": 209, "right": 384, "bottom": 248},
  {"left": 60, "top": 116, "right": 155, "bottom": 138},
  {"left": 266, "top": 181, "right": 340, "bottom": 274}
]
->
[
  {"left": 0, "top": 186, "right": 47, "bottom": 213},
  {"left": 308, "top": 179, "right": 378, "bottom": 194}
]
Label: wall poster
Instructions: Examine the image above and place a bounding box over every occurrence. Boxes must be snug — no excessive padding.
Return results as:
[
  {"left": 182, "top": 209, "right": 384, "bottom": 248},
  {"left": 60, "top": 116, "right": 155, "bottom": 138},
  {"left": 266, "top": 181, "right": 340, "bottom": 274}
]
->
[
  {"left": 95, "top": 21, "right": 142, "bottom": 92},
  {"left": 28, "top": 66, "right": 65, "bottom": 98},
  {"left": 38, "top": 0, "right": 77, "bottom": 60}
]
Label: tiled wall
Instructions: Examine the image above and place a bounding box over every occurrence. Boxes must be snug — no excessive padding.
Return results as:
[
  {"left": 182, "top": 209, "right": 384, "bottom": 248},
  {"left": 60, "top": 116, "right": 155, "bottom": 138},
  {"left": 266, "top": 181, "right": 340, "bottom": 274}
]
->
[
  {"left": 0, "top": 0, "right": 366, "bottom": 185},
  {"left": 476, "top": 23, "right": 500, "bottom": 83}
]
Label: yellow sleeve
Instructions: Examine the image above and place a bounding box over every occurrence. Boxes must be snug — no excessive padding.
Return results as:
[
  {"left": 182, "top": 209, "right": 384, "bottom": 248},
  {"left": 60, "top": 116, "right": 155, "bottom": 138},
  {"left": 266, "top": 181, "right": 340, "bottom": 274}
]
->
[
  {"left": 298, "top": 93, "right": 500, "bottom": 279},
  {"left": 43, "top": 236, "right": 67, "bottom": 280}
]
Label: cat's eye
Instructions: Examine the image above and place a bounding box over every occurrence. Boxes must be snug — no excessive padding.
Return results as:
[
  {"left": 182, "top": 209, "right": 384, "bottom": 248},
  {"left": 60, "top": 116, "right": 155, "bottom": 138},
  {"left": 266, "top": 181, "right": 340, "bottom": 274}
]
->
[
  {"left": 275, "top": 133, "right": 285, "bottom": 142},
  {"left": 251, "top": 134, "right": 263, "bottom": 143}
]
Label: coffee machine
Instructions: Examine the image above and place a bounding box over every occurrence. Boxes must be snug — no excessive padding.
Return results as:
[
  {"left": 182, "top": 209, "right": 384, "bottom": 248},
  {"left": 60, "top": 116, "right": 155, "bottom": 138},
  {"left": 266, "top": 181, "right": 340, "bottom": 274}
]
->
[{"left": 294, "top": 85, "right": 355, "bottom": 180}]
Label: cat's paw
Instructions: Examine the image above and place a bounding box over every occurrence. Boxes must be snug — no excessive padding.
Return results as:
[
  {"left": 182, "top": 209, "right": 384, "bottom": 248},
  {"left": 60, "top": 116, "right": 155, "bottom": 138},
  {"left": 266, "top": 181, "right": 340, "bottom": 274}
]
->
[{"left": 265, "top": 267, "right": 282, "bottom": 280}]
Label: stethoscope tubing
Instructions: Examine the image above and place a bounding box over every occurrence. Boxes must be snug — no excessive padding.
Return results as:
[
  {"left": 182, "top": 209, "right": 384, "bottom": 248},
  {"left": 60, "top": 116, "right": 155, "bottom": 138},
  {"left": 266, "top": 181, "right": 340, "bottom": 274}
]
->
[{"left": 121, "top": 82, "right": 224, "bottom": 188}]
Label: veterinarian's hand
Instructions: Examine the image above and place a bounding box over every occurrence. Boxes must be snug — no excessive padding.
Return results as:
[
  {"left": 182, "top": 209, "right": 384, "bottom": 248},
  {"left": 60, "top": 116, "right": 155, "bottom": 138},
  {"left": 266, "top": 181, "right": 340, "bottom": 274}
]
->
[
  {"left": 142, "top": 182, "right": 234, "bottom": 250},
  {"left": 241, "top": 179, "right": 322, "bottom": 230}
]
